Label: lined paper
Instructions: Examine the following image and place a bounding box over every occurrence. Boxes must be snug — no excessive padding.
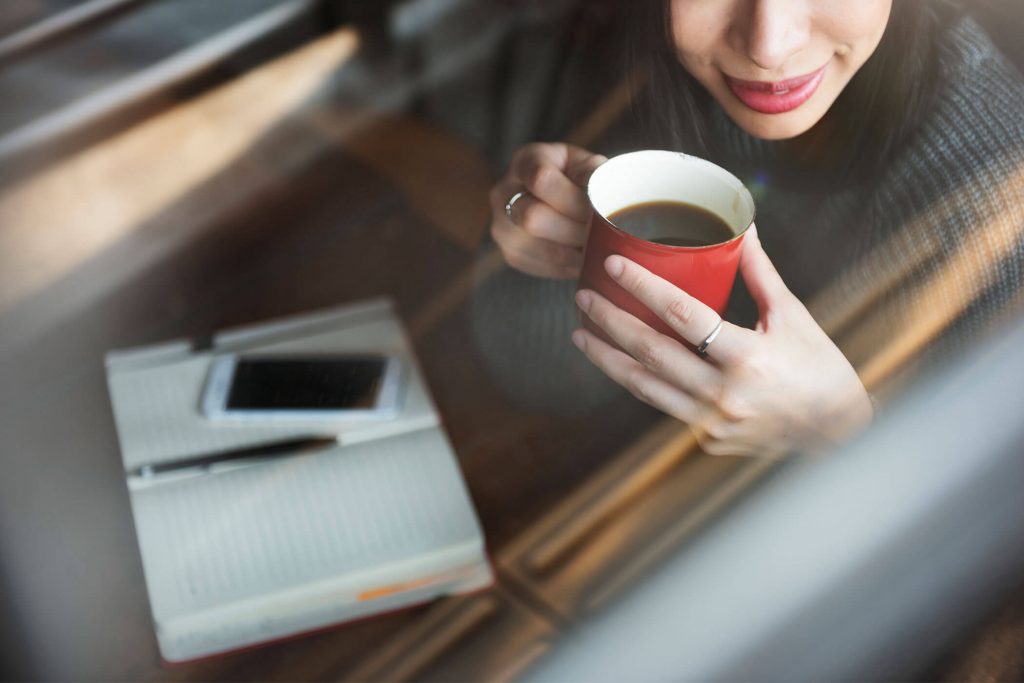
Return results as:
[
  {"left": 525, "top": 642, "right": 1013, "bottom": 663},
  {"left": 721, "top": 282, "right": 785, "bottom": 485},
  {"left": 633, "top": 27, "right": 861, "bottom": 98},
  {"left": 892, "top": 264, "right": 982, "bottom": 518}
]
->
[{"left": 131, "top": 428, "right": 482, "bottom": 621}]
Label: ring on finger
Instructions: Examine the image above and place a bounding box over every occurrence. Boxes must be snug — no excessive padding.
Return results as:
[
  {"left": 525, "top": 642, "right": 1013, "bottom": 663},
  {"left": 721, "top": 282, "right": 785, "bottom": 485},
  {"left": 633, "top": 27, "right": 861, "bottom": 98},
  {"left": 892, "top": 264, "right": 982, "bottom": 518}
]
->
[
  {"left": 505, "top": 190, "right": 527, "bottom": 223},
  {"left": 696, "top": 318, "right": 724, "bottom": 359}
]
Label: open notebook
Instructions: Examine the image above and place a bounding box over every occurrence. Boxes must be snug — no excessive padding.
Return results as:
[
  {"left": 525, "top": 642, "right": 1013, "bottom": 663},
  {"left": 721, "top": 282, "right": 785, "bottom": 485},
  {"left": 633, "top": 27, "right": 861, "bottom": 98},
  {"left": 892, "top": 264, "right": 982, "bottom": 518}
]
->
[{"left": 105, "top": 299, "right": 492, "bottom": 663}]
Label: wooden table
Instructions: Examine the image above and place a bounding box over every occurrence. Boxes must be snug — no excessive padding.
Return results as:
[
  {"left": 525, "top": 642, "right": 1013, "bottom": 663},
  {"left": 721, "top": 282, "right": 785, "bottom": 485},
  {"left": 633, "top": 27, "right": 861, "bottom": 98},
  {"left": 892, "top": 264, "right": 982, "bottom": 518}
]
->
[{"left": 0, "top": 26, "right": 764, "bottom": 681}]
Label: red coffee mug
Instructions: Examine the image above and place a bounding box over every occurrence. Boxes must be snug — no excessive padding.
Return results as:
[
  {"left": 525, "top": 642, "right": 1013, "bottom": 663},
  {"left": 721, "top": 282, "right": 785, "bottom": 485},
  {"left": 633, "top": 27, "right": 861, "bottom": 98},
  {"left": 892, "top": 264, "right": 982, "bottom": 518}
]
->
[{"left": 578, "top": 150, "right": 756, "bottom": 345}]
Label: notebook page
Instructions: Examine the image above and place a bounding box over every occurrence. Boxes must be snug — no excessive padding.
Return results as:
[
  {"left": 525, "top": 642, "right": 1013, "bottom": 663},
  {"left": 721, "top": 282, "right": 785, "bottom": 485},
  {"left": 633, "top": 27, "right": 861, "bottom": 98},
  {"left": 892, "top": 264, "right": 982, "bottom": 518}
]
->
[{"left": 130, "top": 427, "right": 483, "bottom": 624}]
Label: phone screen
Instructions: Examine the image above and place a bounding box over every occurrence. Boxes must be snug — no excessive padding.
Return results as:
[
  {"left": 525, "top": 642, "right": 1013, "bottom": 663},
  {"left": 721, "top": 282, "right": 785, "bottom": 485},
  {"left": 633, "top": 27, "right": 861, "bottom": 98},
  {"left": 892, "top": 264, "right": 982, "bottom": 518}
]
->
[{"left": 226, "top": 357, "right": 386, "bottom": 410}]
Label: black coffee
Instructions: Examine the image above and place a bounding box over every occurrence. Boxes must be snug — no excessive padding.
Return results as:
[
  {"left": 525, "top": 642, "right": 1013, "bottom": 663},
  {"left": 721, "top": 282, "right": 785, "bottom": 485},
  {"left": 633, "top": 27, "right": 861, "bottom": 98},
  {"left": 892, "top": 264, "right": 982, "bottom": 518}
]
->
[{"left": 608, "top": 201, "right": 734, "bottom": 247}]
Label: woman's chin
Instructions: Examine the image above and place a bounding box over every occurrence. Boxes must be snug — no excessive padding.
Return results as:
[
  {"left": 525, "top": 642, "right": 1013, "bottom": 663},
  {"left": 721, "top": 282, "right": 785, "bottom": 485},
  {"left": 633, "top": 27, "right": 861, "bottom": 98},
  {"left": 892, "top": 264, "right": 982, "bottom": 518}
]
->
[{"left": 725, "top": 106, "right": 824, "bottom": 141}]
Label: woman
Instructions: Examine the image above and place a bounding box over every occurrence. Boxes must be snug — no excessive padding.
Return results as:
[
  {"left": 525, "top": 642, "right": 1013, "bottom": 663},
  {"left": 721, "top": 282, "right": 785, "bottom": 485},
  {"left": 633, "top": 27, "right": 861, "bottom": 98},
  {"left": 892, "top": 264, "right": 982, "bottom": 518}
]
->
[{"left": 478, "top": 0, "right": 1024, "bottom": 456}]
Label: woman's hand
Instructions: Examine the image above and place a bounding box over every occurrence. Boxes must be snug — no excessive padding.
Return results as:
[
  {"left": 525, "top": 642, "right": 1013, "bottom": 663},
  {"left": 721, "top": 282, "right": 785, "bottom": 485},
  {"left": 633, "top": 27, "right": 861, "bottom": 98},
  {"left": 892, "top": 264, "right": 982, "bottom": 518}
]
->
[
  {"left": 489, "top": 143, "right": 607, "bottom": 279},
  {"left": 571, "top": 227, "right": 874, "bottom": 457}
]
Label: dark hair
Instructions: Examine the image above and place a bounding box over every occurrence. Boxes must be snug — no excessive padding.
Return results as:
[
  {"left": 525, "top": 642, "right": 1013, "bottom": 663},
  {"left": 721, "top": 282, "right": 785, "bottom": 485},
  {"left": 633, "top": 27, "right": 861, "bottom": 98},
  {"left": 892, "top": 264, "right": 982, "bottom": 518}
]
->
[{"left": 630, "top": 1, "right": 963, "bottom": 187}]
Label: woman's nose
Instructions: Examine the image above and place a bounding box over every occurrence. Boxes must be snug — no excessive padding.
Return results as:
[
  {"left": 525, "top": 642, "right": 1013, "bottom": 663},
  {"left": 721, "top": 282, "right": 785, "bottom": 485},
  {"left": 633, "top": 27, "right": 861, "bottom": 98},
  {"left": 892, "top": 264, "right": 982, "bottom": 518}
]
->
[{"left": 733, "top": 0, "right": 811, "bottom": 72}]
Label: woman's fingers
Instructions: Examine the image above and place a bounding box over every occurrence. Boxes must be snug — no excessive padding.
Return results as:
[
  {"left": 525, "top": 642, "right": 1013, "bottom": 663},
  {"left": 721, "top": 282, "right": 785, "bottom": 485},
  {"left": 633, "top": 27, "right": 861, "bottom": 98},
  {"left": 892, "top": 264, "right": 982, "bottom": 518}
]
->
[
  {"left": 569, "top": 229, "right": 870, "bottom": 458},
  {"left": 575, "top": 289, "right": 721, "bottom": 401},
  {"left": 738, "top": 226, "right": 794, "bottom": 316},
  {"left": 510, "top": 144, "right": 596, "bottom": 222},
  {"left": 583, "top": 242, "right": 778, "bottom": 364},
  {"left": 571, "top": 328, "right": 702, "bottom": 423},
  {"left": 571, "top": 326, "right": 758, "bottom": 458},
  {"left": 565, "top": 150, "right": 608, "bottom": 188},
  {"left": 491, "top": 217, "right": 583, "bottom": 277},
  {"left": 490, "top": 178, "right": 584, "bottom": 278},
  {"left": 490, "top": 145, "right": 602, "bottom": 279},
  {"left": 602, "top": 255, "right": 750, "bottom": 365},
  {"left": 506, "top": 191, "right": 589, "bottom": 247}
]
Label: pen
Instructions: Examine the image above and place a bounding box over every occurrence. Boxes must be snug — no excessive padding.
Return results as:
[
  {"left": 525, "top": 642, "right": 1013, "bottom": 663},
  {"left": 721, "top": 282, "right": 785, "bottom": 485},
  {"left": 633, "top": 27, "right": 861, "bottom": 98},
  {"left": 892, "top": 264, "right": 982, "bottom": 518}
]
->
[{"left": 127, "top": 436, "right": 340, "bottom": 478}]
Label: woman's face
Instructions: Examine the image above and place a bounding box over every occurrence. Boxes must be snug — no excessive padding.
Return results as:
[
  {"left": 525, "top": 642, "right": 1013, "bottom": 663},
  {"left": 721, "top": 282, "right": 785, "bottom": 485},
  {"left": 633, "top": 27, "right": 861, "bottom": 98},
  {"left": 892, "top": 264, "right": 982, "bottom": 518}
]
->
[{"left": 670, "top": 0, "right": 893, "bottom": 140}]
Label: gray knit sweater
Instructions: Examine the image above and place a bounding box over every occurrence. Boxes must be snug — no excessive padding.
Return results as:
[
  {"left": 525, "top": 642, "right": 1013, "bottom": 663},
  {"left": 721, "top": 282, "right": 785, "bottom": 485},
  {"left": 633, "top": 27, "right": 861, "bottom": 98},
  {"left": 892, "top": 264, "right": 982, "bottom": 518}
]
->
[{"left": 470, "top": 17, "right": 1024, "bottom": 410}]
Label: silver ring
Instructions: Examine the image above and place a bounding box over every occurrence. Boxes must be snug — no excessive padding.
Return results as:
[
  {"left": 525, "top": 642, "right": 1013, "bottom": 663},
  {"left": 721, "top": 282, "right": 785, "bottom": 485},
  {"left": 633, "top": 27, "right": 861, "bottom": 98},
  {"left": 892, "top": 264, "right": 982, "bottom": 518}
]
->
[
  {"left": 696, "top": 319, "right": 724, "bottom": 359},
  {"left": 505, "top": 190, "right": 526, "bottom": 222}
]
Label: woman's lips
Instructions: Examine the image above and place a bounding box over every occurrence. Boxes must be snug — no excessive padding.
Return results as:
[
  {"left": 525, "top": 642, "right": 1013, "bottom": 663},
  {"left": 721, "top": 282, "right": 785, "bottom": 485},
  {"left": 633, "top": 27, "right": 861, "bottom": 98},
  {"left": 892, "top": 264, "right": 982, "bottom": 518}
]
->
[{"left": 724, "top": 65, "right": 828, "bottom": 115}]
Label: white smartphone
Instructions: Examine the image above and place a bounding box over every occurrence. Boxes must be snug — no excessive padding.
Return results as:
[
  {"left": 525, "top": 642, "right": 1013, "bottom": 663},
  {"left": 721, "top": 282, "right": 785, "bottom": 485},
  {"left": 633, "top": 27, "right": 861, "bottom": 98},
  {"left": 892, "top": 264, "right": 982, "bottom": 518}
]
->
[{"left": 201, "top": 353, "right": 403, "bottom": 422}]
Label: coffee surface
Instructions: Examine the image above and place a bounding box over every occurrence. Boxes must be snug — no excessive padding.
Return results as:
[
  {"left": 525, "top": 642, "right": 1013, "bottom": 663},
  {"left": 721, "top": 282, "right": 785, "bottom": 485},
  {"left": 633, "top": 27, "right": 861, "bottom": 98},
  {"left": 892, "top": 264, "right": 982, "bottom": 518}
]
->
[{"left": 608, "top": 201, "right": 734, "bottom": 247}]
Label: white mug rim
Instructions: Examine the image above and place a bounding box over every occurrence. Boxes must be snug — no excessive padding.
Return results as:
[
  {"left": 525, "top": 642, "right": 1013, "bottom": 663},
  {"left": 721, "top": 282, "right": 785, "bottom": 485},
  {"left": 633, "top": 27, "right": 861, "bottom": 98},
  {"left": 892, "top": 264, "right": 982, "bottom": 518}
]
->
[{"left": 587, "top": 150, "right": 756, "bottom": 249}]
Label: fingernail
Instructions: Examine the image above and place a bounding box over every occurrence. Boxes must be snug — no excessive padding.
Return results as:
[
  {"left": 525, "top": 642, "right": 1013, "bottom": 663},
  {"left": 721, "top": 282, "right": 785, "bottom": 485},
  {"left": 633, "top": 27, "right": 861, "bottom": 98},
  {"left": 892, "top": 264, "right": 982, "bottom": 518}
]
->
[
  {"left": 575, "top": 289, "right": 593, "bottom": 311},
  {"left": 605, "top": 255, "right": 624, "bottom": 278},
  {"left": 571, "top": 330, "right": 587, "bottom": 351}
]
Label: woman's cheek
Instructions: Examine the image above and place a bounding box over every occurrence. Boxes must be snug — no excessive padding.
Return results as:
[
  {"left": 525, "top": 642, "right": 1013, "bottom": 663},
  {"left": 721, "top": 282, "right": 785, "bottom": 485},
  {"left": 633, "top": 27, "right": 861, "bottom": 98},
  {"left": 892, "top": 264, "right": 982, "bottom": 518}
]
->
[{"left": 820, "top": 0, "right": 892, "bottom": 51}]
